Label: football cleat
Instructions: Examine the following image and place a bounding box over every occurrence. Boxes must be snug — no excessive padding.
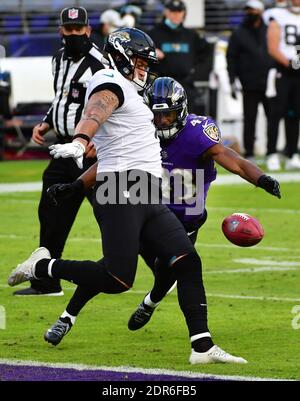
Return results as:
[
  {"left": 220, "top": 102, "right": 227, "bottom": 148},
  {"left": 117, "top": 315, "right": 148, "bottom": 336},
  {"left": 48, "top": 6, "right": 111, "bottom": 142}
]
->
[
  {"left": 128, "top": 302, "right": 155, "bottom": 331},
  {"left": 44, "top": 317, "right": 72, "bottom": 346},
  {"left": 13, "top": 287, "right": 64, "bottom": 296},
  {"left": 285, "top": 154, "right": 300, "bottom": 170},
  {"left": 8, "top": 247, "right": 51, "bottom": 287},
  {"left": 189, "top": 345, "right": 248, "bottom": 364}
]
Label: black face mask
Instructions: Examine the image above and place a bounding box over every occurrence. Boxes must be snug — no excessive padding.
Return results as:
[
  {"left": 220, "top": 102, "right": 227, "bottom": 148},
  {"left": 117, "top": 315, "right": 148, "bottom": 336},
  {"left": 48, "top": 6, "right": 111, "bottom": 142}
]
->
[
  {"left": 63, "top": 34, "right": 92, "bottom": 60},
  {"left": 243, "top": 14, "right": 261, "bottom": 27}
]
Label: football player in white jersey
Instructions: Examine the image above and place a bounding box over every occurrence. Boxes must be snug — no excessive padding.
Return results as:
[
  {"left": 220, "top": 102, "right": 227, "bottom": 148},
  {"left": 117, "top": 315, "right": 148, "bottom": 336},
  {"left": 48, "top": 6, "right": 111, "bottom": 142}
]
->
[
  {"left": 8, "top": 28, "right": 247, "bottom": 365},
  {"left": 266, "top": 0, "right": 300, "bottom": 170}
]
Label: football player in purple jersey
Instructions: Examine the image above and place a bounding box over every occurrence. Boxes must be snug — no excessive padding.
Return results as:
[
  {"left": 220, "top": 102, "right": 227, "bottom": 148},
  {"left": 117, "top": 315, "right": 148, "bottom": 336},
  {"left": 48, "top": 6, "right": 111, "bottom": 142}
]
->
[{"left": 45, "top": 77, "right": 280, "bottom": 354}]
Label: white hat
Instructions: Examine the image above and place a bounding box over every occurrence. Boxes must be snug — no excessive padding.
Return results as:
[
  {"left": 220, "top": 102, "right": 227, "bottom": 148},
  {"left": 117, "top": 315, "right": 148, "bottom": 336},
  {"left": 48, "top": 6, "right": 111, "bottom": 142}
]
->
[
  {"left": 99, "top": 9, "right": 122, "bottom": 26},
  {"left": 245, "top": 0, "right": 265, "bottom": 11}
]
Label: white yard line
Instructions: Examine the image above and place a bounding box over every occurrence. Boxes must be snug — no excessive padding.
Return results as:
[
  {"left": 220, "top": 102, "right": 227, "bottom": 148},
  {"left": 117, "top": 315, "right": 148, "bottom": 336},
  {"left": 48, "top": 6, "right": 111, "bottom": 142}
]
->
[
  {"left": 0, "top": 233, "right": 297, "bottom": 253},
  {"left": 1, "top": 283, "right": 299, "bottom": 302},
  {"left": 0, "top": 358, "right": 288, "bottom": 381}
]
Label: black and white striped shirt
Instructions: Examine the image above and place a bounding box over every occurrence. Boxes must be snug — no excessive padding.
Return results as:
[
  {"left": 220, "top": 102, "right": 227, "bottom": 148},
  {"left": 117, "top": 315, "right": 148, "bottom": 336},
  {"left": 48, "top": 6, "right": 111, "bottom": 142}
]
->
[{"left": 43, "top": 44, "right": 107, "bottom": 139}]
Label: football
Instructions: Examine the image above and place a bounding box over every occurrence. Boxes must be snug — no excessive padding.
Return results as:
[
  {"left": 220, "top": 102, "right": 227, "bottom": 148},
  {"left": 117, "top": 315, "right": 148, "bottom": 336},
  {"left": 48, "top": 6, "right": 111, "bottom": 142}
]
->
[{"left": 222, "top": 213, "right": 264, "bottom": 247}]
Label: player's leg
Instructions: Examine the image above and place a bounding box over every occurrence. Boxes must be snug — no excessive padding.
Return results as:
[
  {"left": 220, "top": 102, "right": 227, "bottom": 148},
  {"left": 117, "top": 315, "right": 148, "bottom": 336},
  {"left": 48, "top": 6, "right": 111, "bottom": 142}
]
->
[
  {"left": 266, "top": 73, "right": 289, "bottom": 170},
  {"left": 136, "top": 205, "right": 247, "bottom": 363},
  {"left": 242, "top": 90, "right": 260, "bottom": 159},
  {"left": 129, "top": 213, "right": 207, "bottom": 330}
]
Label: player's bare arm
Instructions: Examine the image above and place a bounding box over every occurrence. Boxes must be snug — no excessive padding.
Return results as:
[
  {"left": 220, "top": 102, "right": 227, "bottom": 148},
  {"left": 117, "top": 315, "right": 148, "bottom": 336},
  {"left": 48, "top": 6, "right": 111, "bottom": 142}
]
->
[
  {"left": 74, "top": 89, "right": 119, "bottom": 146},
  {"left": 78, "top": 161, "right": 98, "bottom": 189},
  {"left": 205, "top": 144, "right": 281, "bottom": 198},
  {"left": 205, "top": 144, "right": 264, "bottom": 184},
  {"left": 267, "top": 20, "right": 289, "bottom": 67}
]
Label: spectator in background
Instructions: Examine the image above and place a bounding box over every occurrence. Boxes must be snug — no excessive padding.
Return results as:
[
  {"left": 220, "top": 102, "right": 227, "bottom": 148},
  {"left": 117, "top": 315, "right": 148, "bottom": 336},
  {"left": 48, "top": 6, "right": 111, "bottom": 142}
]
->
[
  {"left": 226, "top": 0, "right": 272, "bottom": 162},
  {"left": 91, "top": 9, "right": 122, "bottom": 50},
  {"left": 265, "top": 0, "right": 300, "bottom": 170},
  {"left": 120, "top": 4, "right": 143, "bottom": 29},
  {"left": 149, "top": 0, "right": 209, "bottom": 114}
]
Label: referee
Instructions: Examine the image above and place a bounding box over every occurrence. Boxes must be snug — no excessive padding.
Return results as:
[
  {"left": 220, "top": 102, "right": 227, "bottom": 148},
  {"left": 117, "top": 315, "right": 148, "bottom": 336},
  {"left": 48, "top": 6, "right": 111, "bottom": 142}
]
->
[{"left": 13, "top": 6, "right": 107, "bottom": 296}]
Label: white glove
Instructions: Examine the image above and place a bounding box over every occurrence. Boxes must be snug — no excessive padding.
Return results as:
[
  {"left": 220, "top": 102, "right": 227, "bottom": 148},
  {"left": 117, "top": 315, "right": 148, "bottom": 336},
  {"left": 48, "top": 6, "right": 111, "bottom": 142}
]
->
[{"left": 49, "top": 141, "right": 86, "bottom": 169}]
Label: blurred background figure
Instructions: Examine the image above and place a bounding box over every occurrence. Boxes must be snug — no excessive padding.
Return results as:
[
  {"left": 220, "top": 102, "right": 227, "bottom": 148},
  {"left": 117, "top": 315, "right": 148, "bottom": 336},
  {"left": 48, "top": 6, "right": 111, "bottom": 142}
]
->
[
  {"left": 266, "top": 0, "right": 300, "bottom": 170},
  {"left": 226, "top": 0, "right": 272, "bottom": 162},
  {"left": 120, "top": 4, "right": 143, "bottom": 28},
  {"left": 91, "top": 9, "right": 122, "bottom": 50},
  {"left": 149, "top": 0, "right": 210, "bottom": 114}
]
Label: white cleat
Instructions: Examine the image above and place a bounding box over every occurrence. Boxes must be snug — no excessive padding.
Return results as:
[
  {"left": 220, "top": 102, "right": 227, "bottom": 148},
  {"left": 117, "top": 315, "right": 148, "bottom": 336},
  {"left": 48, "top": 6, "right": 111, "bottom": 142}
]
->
[
  {"left": 266, "top": 153, "right": 281, "bottom": 172},
  {"left": 285, "top": 154, "right": 300, "bottom": 170},
  {"left": 8, "top": 247, "right": 51, "bottom": 287},
  {"left": 189, "top": 345, "right": 248, "bottom": 365}
]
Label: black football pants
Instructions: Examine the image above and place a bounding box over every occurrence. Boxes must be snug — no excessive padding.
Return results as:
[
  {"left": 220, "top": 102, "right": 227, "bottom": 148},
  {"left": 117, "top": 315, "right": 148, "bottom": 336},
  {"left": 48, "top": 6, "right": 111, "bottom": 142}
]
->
[{"left": 31, "top": 156, "right": 96, "bottom": 292}]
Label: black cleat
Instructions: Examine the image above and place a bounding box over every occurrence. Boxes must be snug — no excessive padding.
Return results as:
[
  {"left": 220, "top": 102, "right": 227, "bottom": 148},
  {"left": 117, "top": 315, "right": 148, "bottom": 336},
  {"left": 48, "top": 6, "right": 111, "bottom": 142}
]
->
[
  {"left": 44, "top": 317, "right": 72, "bottom": 346},
  {"left": 13, "top": 287, "right": 64, "bottom": 296},
  {"left": 128, "top": 302, "right": 155, "bottom": 331}
]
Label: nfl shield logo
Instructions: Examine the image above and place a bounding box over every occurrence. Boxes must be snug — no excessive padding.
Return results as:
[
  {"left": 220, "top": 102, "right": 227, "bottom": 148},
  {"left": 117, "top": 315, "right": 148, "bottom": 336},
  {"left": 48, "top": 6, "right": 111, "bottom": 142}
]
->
[
  {"left": 68, "top": 8, "right": 78, "bottom": 20},
  {"left": 72, "top": 88, "right": 79, "bottom": 98}
]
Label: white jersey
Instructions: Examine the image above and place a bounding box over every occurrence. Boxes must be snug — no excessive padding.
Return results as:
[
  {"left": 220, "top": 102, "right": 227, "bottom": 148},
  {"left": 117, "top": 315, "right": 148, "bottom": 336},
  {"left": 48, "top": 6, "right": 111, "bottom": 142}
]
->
[
  {"left": 263, "top": 7, "right": 300, "bottom": 60},
  {"left": 87, "top": 68, "right": 162, "bottom": 178}
]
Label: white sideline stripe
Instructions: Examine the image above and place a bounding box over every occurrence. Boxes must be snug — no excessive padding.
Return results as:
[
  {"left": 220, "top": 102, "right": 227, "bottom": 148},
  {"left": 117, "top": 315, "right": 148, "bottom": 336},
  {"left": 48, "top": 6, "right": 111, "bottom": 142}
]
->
[
  {"left": 1, "top": 197, "right": 300, "bottom": 216},
  {"left": 206, "top": 266, "right": 299, "bottom": 274},
  {"left": 1, "top": 284, "right": 300, "bottom": 302},
  {"left": 0, "top": 171, "right": 300, "bottom": 193},
  {"left": 0, "top": 182, "right": 42, "bottom": 193},
  {"left": 0, "top": 233, "right": 296, "bottom": 253},
  {"left": 0, "top": 358, "right": 287, "bottom": 381},
  {"left": 214, "top": 172, "right": 300, "bottom": 185},
  {"left": 234, "top": 258, "right": 300, "bottom": 267}
]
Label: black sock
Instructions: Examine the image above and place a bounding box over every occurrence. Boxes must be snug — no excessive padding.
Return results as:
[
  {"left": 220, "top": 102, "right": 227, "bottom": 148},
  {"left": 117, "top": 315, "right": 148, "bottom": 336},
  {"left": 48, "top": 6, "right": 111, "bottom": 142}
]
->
[
  {"left": 192, "top": 337, "right": 214, "bottom": 353},
  {"left": 35, "top": 258, "right": 50, "bottom": 278}
]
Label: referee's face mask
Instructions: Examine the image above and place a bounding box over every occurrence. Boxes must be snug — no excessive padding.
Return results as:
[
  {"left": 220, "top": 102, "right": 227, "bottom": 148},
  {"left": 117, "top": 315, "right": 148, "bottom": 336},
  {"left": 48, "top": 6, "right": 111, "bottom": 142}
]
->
[{"left": 61, "top": 25, "right": 92, "bottom": 60}]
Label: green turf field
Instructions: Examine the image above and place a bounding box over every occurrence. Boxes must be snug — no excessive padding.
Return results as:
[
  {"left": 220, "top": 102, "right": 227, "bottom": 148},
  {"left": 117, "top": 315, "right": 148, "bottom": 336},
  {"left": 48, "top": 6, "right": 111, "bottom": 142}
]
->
[{"left": 0, "top": 160, "right": 299, "bottom": 380}]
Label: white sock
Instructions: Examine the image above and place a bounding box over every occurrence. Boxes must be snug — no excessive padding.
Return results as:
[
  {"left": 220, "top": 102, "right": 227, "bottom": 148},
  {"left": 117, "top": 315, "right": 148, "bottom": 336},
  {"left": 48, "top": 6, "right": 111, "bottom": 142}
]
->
[
  {"left": 144, "top": 293, "right": 160, "bottom": 308},
  {"left": 190, "top": 332, "right": 211, "bottom": 344},
  {"left": 61, "top": 311, "right": 76, "bottom": 325},
  {"left": 47, "top": 259, "right": 56, "bottom": 278}
]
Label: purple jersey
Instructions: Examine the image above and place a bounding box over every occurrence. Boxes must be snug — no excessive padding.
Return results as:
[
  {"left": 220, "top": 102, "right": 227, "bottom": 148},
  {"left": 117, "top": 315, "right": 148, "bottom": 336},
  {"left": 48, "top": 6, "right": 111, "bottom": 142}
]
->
[{"left": 161, "top": 114, "right": 220, "bottom": 225}]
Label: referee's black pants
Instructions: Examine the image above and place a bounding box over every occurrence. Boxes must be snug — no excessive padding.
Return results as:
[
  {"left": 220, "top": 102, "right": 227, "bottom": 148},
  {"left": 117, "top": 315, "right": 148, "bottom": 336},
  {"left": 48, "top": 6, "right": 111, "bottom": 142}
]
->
[
  {"left": 242, "top": 89, "right": 269, "bottom": 158},
  {"left": 267, "top": 69, "right": 300, "bottom": 157},
  {"left": 31, "top": 156, "right": 96, "bottom": 292},
  {"left": 39, "top": 174, "right": 210, "bottom": 336}
]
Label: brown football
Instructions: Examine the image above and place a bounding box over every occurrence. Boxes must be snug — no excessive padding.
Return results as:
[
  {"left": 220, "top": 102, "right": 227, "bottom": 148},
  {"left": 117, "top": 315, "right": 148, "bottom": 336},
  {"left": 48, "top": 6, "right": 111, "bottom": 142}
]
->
[{"left": 222, "top": 213, "right": 264, "bottom": 247}]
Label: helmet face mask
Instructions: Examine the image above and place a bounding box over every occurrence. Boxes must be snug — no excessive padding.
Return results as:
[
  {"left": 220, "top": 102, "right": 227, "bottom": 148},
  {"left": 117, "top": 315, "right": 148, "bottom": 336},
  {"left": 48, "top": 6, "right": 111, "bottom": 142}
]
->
[
  {"left": 144, "top": 77, "right": 188, "bottom": 140},
  {"left": 104, "top": 28, "right": 158, "bottom": 90}
]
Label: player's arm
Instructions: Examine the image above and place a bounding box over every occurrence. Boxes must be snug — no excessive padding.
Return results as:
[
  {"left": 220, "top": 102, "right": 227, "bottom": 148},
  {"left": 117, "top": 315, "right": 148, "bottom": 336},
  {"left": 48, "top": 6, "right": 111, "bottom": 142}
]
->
[
  {"left": 49, "top": 89, "right": 119, "bottom": 168},
  {"left": 47, "top": 161, "right": 98, "bottom": 206},
  {"left": 267, "top": 20, "right": 290, "bottom": 67},
  {"left": 204, "top": 144, "right": 281, "bottom": 198}
]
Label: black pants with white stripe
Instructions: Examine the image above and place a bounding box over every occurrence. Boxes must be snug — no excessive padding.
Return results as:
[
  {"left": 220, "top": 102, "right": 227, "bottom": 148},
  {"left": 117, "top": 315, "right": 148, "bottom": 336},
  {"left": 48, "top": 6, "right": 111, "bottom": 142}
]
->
[
  {"left": 41, "top": 175, "right": 210, "bottom": 336},
  {"left": 31, "top": 155, "right": 96, "bottom": 292}
]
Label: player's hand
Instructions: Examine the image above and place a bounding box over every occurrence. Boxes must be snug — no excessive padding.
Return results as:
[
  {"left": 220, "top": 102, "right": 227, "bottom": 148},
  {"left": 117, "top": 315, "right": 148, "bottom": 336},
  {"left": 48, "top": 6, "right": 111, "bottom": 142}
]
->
[
  {"left": 85, "top": 141, "right": 96, "bottom": 158},
  {"left": 47, "top": 180, "right": 84, "bottom": 206},
  {"left": 49, "top": 141, "right": 85, "bottom": 169},
  {"left": 32, "top": 122, "right": 50, "bottom": 145},
  {"left": 257, "top": 175, "right": 281, "bottom": 199}
]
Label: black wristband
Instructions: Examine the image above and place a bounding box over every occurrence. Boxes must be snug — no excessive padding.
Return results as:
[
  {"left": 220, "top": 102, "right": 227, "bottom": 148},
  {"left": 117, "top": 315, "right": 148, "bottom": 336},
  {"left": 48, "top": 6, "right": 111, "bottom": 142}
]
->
[{"left": 73, "top": 133, "right": 91, "bottom": 144}]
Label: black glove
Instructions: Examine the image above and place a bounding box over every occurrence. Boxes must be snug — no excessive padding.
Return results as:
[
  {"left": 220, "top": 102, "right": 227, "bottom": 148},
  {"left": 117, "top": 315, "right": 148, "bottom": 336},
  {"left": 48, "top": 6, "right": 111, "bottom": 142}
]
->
[
  {"left": 47, "top": 179, "right": 84, "bottom": 206},
  {"left": 257, "top": 175, "right": 281, "bottom": 199}
]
